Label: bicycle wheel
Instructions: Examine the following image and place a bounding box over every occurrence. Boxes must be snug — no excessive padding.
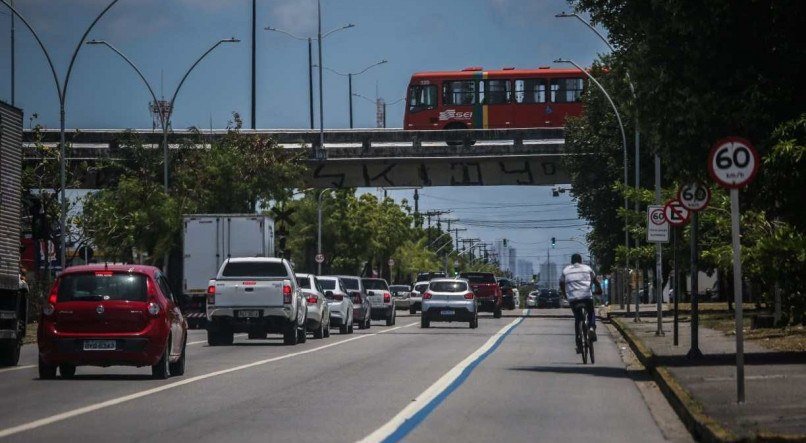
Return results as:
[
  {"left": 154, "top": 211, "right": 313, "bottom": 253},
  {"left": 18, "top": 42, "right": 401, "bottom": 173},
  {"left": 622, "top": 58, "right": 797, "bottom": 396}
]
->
[
  {"left": 579, "top": 313, "right": 588, "bottom": 364},
  {"left": 588, "top": 336, "right": 595, "bottom": 364}
]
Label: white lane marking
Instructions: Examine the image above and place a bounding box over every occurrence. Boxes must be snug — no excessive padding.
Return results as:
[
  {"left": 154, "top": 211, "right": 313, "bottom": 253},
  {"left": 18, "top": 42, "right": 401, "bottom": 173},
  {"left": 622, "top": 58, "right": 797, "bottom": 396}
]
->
[
  {"left": 359, "top": 310, "right": 527, "bottom": 443},
  {"left": 0, "top": 321, "right": 417, "bottom": 439},
  {"left": 0, "top": 365, "right": 36, "bottom": 374}
]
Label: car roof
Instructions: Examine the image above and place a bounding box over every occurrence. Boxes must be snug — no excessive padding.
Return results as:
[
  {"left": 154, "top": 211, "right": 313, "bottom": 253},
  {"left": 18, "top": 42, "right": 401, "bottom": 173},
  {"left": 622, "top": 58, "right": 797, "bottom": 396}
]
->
[
  {"left": 61, "top": 264, "right": 157, "bottom": 275},
  {"left": 295, "top": 273, "right": 313, "bottom": 278},
  {"left": 227, "top": 257, "right": 285, "bottom": 263},
  {"left": 429, "top": 278, "right": 469, "bottom": 283}
]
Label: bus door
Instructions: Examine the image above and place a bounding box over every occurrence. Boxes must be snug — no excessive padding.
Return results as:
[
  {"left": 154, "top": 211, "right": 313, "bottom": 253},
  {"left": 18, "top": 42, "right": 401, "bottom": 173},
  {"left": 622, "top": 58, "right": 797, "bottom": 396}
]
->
[
  {"left": 479, "top": 79, "right": 513, "bottom": 128},
  {"left": 405, "top": 81, "right": 439, "bottom": 129},
  {"left": 513, "top": 78, "right": 550, "bottom": 128}
]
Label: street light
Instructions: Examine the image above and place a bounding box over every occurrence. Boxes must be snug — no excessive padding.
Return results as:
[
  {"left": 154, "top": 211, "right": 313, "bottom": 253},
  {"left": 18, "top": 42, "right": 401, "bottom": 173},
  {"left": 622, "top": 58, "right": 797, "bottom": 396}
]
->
[
  {"left": 316, "top": 60, "right": 388, "bottom": 128},
  {"left": 87, "top": 38, "right": 240, "bottom": 193},
  {"left": 265, "top": 23, "right": 353, "bottom": 130},
  {"left": 1, "top": 0, "right": 121, "bottom": 272}
]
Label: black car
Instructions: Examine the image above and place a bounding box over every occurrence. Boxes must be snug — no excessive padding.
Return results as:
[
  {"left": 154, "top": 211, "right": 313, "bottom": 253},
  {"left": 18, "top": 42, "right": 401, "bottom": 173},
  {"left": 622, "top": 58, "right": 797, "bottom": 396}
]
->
[
  {"left": 497, "top": 277, "right": 517, "bottom": 310},
  {"left": 536, "top": 289, "right": 561, "bottom": 308}
]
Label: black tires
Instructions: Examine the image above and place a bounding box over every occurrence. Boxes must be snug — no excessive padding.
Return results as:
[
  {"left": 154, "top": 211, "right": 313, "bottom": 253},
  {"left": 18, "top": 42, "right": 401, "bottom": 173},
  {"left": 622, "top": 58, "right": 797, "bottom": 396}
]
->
[
  {"left": 152, "top": 342, "right": 170, "bottom": 379},
  {"left": 59, "top": 364, "right": 76, "bottom": 379},
  {"left": 169, "top": 338, "right": 187, "bottom": 376},
  {"left": 38, "top": 356, "right": 57, "bottom": 380},
  {"left": 0, "top": 340, "right": 21, "bottom": 367},
  {"left": 493, "top": 305, "right": 502, "bottom": 318},
  {"left": 409, "top": 307, "right": 416, "bottom": 315},
  {"left": 207, "top": 324, "right": 234, "bottom": 346},
  {"left": 297, "top": 317, "right": 308, "bottom": 344},
  {"left": 470, "top": 315, "right": 479, "bottom": 329},
  {"left": 313, "top": 320, "right": 325, "bottom": 339},
  {"left": 386, "top": 309, "right": 395, "bottom": 326},
  {"left": 421, "top": 317, "right": 430, "bottom": 329},
  {"left": 283, "top": 321, "right": 299, "bottom": 346},
  {"left": 339, "top": 318, "right": 349, "bottom": 334}
]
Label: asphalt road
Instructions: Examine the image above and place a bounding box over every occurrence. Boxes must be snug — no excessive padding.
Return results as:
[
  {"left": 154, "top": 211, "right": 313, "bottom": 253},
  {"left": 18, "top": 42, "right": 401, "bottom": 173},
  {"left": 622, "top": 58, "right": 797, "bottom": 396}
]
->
[{"left": 0, "top": 310, "right": 685, "bottom": 442}]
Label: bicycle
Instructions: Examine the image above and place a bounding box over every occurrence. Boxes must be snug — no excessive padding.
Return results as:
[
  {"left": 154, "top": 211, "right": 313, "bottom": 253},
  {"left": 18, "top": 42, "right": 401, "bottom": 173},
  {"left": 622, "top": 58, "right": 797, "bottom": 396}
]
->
[{"left": 575, "top": 303, "right": 595, "bottom": 365}]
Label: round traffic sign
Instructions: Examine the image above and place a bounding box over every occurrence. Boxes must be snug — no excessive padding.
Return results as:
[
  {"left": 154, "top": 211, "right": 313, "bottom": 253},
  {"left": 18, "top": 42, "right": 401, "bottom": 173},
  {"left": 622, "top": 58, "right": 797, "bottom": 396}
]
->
[
  {"left": 315, "top": 253, "right": 325, "bottom": 264},
  {"left": 387, "top": 258, "right": 395, "bottom": 267},
  {"left": 663, "top": 199, "right": 691, "bottom": 226},
  {"left": 708, "top": 137, "right": 759, "bottom": 189},
  {"left": 678, "top": 182, "right": 711, "bottom": 211},
  {"left": 649, "top": 208, "right": 666, "bottom": 225}
]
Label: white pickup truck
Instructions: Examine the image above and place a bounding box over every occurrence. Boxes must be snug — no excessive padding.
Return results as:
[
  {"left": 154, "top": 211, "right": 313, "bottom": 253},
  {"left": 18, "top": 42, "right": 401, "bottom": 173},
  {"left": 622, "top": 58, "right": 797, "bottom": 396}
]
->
[{"left": 206, "top": 258, "right": 307, "bottom": 346}]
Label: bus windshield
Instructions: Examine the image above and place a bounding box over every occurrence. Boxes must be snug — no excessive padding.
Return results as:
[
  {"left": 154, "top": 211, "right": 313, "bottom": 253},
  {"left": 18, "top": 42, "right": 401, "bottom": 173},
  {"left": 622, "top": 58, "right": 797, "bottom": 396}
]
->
[{"left": 409, "top": 84, "right": 437, "bottom": 112}]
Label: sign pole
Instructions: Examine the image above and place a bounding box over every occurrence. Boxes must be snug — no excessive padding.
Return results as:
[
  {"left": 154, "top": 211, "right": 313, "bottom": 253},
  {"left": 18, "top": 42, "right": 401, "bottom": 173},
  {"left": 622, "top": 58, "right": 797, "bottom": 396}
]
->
[
  {"left": 673, "top": 226, "right": 679, "bottom": 345},
  {"left": 687, "top": 211, "right": 702, "bottom": 358},
  {"left": 730, "top": 188, "right": 745, "bottom": 403}
]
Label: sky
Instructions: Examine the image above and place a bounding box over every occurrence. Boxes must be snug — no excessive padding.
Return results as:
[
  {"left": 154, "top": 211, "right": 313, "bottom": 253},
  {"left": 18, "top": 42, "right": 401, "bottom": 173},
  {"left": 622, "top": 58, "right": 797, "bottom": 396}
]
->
[{"left": 0, "top": 0, "right": 608, "bottom": 274}]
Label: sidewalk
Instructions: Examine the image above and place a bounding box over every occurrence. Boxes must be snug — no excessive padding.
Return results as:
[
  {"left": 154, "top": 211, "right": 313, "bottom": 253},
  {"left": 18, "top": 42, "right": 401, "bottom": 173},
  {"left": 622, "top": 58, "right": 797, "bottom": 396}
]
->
[{"left": 608, "top": 307, "right": 806, "bottom": 442}]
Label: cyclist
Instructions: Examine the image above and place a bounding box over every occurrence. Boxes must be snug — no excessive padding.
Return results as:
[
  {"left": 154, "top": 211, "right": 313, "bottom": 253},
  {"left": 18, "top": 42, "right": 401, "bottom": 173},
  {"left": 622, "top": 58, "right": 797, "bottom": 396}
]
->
[{"left": 559, "top": 253, "right": 602, "bottom": 353}]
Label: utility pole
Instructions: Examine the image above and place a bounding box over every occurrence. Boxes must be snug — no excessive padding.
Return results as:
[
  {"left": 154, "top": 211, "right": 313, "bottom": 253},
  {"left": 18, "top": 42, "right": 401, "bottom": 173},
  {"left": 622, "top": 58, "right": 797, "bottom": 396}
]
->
[
  {"left": 452, "top": 227, "right": 467, "bottom": 251},
  {"left": 10, "top": 0, "right": 14, "bottom": 105},
  {"left": 413, "top": 189, "right": 420, "bottom": 227},
  {"left": 424, "top": 210, "right": 450, "bottom": 244},
  {"left": 251, "top": 0, "right": 256, "bottom": 129}
]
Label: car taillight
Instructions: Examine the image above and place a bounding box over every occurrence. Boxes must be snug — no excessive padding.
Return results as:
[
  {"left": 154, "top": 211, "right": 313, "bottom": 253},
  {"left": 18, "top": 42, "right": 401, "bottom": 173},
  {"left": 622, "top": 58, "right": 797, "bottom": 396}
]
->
[
  {"left": 423, "top": 292, "right": 432, "bottom": 300},
  {"left": 207, "top": 284, "right": 216, "bottom": 305},
  {"left": 148, "top": 302, "right": 160, "bottom": 316},
  {"left": 383, "top": 292, "right": 391, "bottom": 303},
  {"left": 306, "top": 296, "right": 318, "bottom": 304},
  {"left": 283, "top": 284, "right": 293, "bottom": 304},
  {"left": 48, "top": 280, "right": 59, "bottom": 305},
  {"left": 333, "top": 294, "right": 344, "bottom": 301},
  {"left": 464, "top": 292, "right": 475, "bottom": 300}
]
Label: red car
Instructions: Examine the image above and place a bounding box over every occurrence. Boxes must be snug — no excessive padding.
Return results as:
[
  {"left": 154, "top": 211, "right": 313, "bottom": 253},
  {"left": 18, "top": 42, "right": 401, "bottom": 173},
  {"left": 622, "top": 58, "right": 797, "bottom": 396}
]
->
[
  {"left": 459, "top": 272, "right": 503, "bottom": 318},
  {"left": 37, "top": 264, "right": 187, "bottom": 379}
]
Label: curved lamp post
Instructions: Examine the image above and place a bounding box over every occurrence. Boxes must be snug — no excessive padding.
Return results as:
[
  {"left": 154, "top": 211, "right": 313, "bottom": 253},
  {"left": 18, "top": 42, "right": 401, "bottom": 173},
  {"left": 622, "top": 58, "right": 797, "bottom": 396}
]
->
[
  {"left": 317, "top": 60, "right": 388, "bottom": 128},
  {"left": 1, "top": 0, "right": 121, "bottom": 271},
  {"left": 265, "top": 24, "right": 353, "bottom": 130},
  {"left": 86, "top": 38, "right": 239, "bottom": 193}
]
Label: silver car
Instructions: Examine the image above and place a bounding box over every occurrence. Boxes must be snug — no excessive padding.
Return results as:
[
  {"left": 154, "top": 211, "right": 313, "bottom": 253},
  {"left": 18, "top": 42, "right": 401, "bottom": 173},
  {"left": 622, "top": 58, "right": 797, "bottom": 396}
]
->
[
  {"left": 362, "top": 278, "right": 396, "bottom": 326},
  {"left": 295, "top": 273, "right": 331, "bottom": 339},
  {"left": 421, "top": 278, "right": 478, "bottom": 329},
  {"left": 318, "top": 276, "right": 354, "bottom": 334},
  {"left": 409, "top": 281, "right": 429, "bottom": 314},
  {"left": 389, "top": 285, "right": 412, "bottom": 310}
]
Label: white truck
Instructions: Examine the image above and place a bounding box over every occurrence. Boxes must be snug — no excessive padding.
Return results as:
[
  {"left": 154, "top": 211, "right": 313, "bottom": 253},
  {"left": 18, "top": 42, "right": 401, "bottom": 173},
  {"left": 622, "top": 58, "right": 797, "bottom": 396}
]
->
[
  {"left": 182, "top": 214, "right": 274, "bottom": 328},
  {"left": 206, "top": 257, "right": 307, "bottom": 346},
  {"left": 0, "top": 102, "right": 28, "bottom": 367}
]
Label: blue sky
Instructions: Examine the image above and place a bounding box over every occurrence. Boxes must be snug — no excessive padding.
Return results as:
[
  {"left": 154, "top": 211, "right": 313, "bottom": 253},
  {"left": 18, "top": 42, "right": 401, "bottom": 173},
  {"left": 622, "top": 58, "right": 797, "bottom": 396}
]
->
[{"left": 1, "top": 0, "right": 608, "bottom": 274}]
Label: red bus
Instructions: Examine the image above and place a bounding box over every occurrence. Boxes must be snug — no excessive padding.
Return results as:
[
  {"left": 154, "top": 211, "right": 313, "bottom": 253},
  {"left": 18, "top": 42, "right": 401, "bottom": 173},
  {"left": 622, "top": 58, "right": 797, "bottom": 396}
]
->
[{"left": 404, "top": 66, "right": 585, "bottom": 130}]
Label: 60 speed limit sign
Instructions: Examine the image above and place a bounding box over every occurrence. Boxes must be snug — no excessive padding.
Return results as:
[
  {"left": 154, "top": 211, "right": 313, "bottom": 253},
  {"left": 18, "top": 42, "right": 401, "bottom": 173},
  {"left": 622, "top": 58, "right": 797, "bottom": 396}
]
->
[
  {"left": 708, "top": 137, "right": 759, "bottom": 189},
  {"left": 678, "top": 182, "right": 711, "bottom": 211}
]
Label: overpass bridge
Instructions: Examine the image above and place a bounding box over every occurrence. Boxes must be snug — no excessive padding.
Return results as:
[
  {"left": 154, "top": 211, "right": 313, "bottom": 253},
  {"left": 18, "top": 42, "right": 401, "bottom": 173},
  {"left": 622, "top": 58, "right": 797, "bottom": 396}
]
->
[{"left": 23, "top": 128, "right": 571, "bottom": 188}]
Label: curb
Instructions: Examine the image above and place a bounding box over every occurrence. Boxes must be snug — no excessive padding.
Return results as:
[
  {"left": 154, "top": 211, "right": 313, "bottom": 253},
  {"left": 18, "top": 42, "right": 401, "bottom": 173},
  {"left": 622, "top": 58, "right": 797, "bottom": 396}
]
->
[{"left": 611, "top": 317, "right": 738, "bottom": 443}]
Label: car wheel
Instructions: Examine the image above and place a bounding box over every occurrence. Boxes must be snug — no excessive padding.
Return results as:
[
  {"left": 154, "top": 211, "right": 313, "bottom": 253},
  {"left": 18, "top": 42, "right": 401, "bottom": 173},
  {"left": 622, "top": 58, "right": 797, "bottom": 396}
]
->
[
  {"left": 421, "top": 317, "right": 430, "bottom": 328},
  {"left": 348, "top": 319, "right": 354, "bottom": 334},
  {"left": 385, "top": 310, "right": 394, "bottom": 326},
  {"left": 323, "top": 320, "right": 331, "bottom": 338},
  {"left": 38, "top": 356, "right": 57, "bottom": 380},
  {"left": 409, "top": 307, "right": 416, "bottom": 315},
  {"left": 470, "top": 314, "right": 479, "bottom": 329},
  {"left": 59, "top": 364, "right": 76, "bottom": 379},
  {"left": 151, "top": 339, "right": 171, "bottom": 379},
  {"left": 0, "top": 339, "right": 22, "bottom": 367},
  {"left": 339, "top": 319, "right": 349, "bottom": 334},
  {"left": 365, "top": 316, "right": 371, "bottom": 329},
  {"left": 493, "top": 305, "right": 502, "bottom": 318},
  {"left": 313, "top": 320, "right": 324, "bottom": 339},
  {"left": 169, "top": 336, "right": 187, "bottom": 376},
  {"left": 298, "top": 319, "right": 308, "bottom": 344},
  {"left": 283, "top": 320, "right": 299, "bottom": 345}
]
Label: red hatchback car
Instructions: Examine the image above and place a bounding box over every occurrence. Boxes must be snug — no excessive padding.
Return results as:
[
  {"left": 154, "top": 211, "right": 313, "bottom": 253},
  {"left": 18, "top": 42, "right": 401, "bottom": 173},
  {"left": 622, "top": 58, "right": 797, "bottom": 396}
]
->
[{"left": 38, "top": 264, "right": 187, "bottom": 379}]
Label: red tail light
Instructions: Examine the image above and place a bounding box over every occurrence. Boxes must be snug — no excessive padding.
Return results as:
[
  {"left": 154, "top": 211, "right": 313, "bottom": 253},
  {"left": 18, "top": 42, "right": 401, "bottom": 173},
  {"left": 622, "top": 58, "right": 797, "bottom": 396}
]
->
[
  {"left": 383, "top": 292, "right": 391, "bottom": 303},
  {"left": 94, "top": 271, "right": 114, "bottom": 277},
  {"left": 333, "top": 294, "right": 344, "bottom": 301},
  {"left": 207, "top": 284, "right": 216, "bottom": 305},
  {"left": 306, "top": 296, "right": 318, "bottom": 304},
  {"left": 147, "top": 278, "right": 159, "bottom": 300},
  {"left": 423, "top": 291, "right": 432, "bottom": 300},
  {"left": 283, "top": 284, "right": 293, "bottom": 304},
  {"left": 48, "top": 279, "right": 59, "bottom": 305},
  {"left": 243, "top": 281, "right": 256, "bottom": 286},
  {"left": 464, "top": 292, "right": 475, "bottom": 300}
]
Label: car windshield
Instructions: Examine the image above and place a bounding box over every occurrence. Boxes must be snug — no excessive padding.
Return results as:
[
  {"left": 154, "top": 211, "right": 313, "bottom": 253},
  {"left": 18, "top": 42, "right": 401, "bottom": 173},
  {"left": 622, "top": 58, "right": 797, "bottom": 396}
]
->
[
  {"left": 362, "top": 279, "right": 389, "bottom": 290},
  {"left": 341, "top": 278, "right": 359, "bottom": 290},
  {"left": 460, "top": 273, "right": 497, "bottom": 284},
  {"left": 222, "top": 261, "right": 287, "bottom": 277},
  {"left": 318, "top": 279, "right": 336, "bottom": 290},
  {"left": 389, "top": 285, "right": 410, "bottom": 292},
  {"left": 429, "top": 281, "right": 468, "bottom": 292},
  {"left": 58, "top": 272, "right": 148, "bottom": 302},
  {"left": 296, "top": 277, "right": 311, "bottom": 289}
]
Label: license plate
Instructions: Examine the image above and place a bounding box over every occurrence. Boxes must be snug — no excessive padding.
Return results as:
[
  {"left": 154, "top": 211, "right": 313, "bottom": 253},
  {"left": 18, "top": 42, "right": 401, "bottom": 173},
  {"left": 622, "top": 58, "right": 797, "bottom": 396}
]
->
[
  {"left": 83, "top": 339, "right": 116, "bottom": 351},
  {"left": 236, "top": 310, "right": 261, "bottom": 318},
  {"left": 440, "top": 310, "right": 454, "bottom": 316}
]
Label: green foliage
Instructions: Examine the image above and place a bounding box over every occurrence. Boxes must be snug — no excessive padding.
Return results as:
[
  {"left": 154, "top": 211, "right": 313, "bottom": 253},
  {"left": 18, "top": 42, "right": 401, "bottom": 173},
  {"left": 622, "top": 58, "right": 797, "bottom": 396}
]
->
[{"left": 394, "top": 238, "right": 440, "bottom": 283}]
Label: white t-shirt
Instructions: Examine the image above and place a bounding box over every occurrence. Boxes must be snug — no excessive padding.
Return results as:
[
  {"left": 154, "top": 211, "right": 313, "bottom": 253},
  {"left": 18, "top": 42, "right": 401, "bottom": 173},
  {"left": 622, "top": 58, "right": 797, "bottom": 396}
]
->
[{"left": 560, "top": 263, "right": 596, "bottom": 301}]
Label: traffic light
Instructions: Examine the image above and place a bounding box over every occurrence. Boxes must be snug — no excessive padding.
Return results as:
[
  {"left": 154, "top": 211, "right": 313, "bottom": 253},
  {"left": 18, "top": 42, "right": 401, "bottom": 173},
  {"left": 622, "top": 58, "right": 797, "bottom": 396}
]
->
[{"left": 551, "top": 237, "right": 556, "bottom": 248}]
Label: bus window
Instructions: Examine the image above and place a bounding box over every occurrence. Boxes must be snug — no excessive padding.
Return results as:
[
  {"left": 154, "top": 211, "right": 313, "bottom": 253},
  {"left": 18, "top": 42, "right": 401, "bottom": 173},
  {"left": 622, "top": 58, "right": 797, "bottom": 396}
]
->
[
  {"left": 409, "top": 85, "right": 438, "bottom": 112},
  {"left": 515, "top": 79, "right": 546, "bottom": 104},
  {"left": 444, "top": 80, "right": 476, "bottom": 105},
  {"left": 550, "top": 78, "right": 584, "bottom": 103},
  {"left": 485, "top": 80, "right": 511, "bottom": 104}
]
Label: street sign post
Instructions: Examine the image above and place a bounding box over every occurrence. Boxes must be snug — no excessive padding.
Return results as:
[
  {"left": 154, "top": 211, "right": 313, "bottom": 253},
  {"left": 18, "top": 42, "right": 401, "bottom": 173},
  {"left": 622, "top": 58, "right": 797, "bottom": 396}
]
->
[
  {"left": 709, "top": 136, "right": 759, "bottom": 404},
  {"left": 387, "top": 258, "right": 395, "bottom": 267},
  {"left": 646, "top": 206, "right": 669, "bottom": 243},
  {"left": 678, "top": 182, "right": 711, "bottom": 211},
  {"left": 315, "top": 253, "right": 325, "bottom": 264},
  {"left": 678, "top": 182, "right": 710, "bottom": 359},
  {"left": 663, "top": 199, "right": 690, "bottom": 347}
]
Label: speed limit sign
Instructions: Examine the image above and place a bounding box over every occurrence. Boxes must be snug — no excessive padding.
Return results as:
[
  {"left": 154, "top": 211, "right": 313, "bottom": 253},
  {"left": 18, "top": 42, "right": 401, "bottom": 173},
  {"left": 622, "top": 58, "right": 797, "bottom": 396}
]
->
[
  {"left": 708, "top": 137, "right": 759, "bottom": 189},
  {"left": 678, "top": 182, "right": 711, "bottom": 211}
]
